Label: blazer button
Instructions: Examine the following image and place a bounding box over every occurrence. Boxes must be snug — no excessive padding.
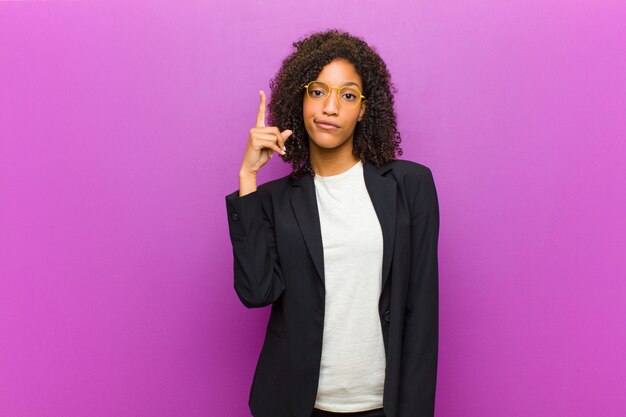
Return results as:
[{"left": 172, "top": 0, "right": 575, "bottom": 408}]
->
[
  {"left": 383, "top": 310, "right": 391, "bottom": 322},
  {"left": 231, "top": 212, "right": 239, "bottom": 221}
]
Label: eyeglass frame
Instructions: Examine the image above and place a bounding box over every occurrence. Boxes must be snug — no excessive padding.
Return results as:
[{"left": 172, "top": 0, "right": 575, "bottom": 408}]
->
[{"left": 302, "top": 80, "right": 366, "bottom": 108}]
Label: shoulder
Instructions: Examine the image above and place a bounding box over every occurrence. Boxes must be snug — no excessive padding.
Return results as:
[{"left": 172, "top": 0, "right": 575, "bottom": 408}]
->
[
  {"left": 225, "top": 171, "right": 292, "bottom": 205},
  {"left": 379, "top": 159, "right": 435, "bottom": 184},
  {"left": 256, "top": 171, "right": 293, "bottom": 196},
  {"left": 379, "top": 159, "right": 438, "bottom": 210},
  {"left": 383, "top": 159, "right": 432, "bottom": 174}
]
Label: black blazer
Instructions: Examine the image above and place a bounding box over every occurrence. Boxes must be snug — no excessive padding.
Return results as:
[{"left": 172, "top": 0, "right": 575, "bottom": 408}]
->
[{"left": 225, "top": 159, "right": 440, "bottom": 417}]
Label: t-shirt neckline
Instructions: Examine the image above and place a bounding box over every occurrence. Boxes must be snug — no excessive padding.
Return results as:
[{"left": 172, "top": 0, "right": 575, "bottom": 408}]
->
[{"left": 313, "top": 160, "right": 362, "bottom": 182}]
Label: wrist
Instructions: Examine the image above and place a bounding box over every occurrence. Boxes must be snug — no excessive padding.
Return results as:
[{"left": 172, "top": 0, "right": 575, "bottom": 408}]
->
[
  {"left": 239, "top": 170, "right": 257, "bottom": 179},
  {"left": 239, "top": 169, "right": 257, "bottom": 197}
]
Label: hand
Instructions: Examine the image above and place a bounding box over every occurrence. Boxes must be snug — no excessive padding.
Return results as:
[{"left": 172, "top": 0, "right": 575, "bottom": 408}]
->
[{"left": 240, "top": 90, "right": 293, "bottom": 176}]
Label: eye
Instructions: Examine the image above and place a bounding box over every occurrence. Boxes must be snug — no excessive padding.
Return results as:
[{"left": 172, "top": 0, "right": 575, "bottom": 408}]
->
[
  {"left": 311, "top": 89, "right": 325, "bottom": 97},
  {"left": 342, "top": 93, "right": 357, "bottom": 101}
]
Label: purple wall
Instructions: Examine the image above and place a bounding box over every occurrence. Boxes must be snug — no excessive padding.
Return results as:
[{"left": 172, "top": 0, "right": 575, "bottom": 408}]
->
[{"left": 1, "top": 1, "right": 625, "bottom": 416}]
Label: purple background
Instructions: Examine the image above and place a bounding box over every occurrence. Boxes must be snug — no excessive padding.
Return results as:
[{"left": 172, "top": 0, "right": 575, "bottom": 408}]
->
[{"left": 1, "top": 1, "right": 625, "bottom": 416}]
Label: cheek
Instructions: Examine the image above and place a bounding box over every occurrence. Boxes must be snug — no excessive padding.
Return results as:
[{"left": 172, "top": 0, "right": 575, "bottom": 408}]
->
[
  {"left": 302, "top": 104, "right": 317, "bottom": 131},
  {"left": 302, "top": 104, "right": 313, "bottom": 133},
  {"left": 302, "top": 100, "right": 314, "bottom": 118}
]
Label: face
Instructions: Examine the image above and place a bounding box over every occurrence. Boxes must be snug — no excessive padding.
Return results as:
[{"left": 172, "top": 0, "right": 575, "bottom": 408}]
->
[{"left": 302, "top": 58, "right": 366, "bottom": 152}]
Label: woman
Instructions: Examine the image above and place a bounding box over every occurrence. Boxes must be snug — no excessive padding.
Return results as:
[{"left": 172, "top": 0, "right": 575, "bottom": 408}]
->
[{"left": 225, "top": 29, "right": 440, "bottom": 417}]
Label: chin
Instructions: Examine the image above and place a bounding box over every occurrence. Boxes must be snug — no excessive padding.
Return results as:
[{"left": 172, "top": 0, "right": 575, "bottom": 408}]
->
[{"left": 308, "top": 135, "right": 346, "bottom": 149}]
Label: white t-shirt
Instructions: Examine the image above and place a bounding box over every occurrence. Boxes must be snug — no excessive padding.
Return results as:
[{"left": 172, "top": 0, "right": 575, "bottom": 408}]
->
[{"left": 313, "top": 159, "right": 386, "bottom": 412}]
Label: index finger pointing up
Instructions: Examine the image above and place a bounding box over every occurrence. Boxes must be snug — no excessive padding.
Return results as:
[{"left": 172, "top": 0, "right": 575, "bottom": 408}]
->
[{"left": 256, "top": 90, "right": 266, "bottom": 128}]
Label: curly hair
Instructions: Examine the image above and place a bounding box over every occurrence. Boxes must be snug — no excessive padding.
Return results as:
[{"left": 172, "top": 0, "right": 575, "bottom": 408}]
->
[{"left": 267, "top": 28, "right": 403, "bottom": 179}]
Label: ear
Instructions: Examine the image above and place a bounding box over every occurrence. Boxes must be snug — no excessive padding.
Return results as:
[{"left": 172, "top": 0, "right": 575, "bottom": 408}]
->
[{"left": 358, "top": 102, "right": 366, "bottom": 121}]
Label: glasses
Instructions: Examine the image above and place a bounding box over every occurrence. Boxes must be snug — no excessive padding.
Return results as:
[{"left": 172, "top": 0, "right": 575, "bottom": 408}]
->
[{"left": 303, "top": 80, "right": 366, "bottom": 109}]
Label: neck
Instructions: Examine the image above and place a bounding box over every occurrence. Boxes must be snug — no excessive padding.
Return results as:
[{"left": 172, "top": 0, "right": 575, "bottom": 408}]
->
[{"left": 309, "top": 139, "right": 360, "bottom": 176}]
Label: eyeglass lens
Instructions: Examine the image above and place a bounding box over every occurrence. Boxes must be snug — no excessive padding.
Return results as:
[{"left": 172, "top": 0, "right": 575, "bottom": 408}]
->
[{"left": 307, "top": 82, "right": 361, "bottom": 107}]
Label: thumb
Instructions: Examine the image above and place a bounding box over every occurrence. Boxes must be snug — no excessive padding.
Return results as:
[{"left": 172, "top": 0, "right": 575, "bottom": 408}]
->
[{"left": 282, "top": 129, "right": 293, "bottom": 140}]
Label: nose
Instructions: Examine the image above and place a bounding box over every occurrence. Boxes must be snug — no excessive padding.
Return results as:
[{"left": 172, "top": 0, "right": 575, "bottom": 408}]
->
[{"left": 322, "top": 90, "right": 340, "bottom": 116}]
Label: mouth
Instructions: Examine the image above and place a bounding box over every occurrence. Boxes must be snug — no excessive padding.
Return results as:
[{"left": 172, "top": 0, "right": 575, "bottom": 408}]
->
[{"left": 315, "top": 120, "right": 340, "bottom": 130}]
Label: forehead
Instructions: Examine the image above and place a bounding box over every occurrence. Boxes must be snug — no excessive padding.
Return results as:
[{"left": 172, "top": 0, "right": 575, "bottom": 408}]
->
[{"left": 316, "top": 58, "right": 362, "bottom": 88}]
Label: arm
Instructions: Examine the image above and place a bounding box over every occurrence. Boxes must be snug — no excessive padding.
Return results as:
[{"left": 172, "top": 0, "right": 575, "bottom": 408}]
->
[
  {"left": 225, "top": 89, "right": 291, "bottom": 308},
  {"left": 225, "top": 184, "right": 285, "bottom": 308},
  {"left": 399, "top": 167, "right": 440, "bottom": 416}
]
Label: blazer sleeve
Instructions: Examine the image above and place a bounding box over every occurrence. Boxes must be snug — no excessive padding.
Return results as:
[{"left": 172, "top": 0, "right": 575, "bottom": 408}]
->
[
  {"left": 225, "top": 188, "right": 285, "bottom": 308},
  {"left": 399, "top": 167, "right": 440, "bottom": 417}
]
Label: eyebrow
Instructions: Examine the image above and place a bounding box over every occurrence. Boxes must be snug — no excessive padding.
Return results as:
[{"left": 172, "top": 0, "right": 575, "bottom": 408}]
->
[{"left": 318, "top": 80, "right": 362, "bottom": 89}]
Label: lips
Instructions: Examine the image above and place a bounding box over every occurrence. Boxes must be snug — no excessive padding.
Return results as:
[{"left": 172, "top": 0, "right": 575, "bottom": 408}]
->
[{"left": 315, "top": 120, "right": 340, "bottom": 129}]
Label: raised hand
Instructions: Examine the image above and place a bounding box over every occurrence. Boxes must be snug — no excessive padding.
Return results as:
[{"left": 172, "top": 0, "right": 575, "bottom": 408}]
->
[{"left": 240, "top": 90, "right": 293, "bottom": 176}]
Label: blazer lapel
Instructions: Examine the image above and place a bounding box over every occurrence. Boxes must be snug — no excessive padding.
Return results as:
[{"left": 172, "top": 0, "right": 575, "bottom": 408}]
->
[
  {"left": 363, "top": 162, "right": 396, "bottom": 290},
  {"left": 290, "top": 173, "right": 325, "bottom": 283},
  {"left": 290, "top": 162, "right": 397, "bottom": 290}
]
